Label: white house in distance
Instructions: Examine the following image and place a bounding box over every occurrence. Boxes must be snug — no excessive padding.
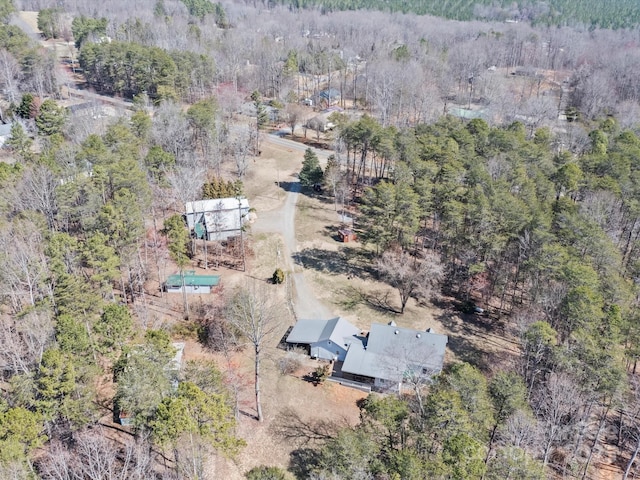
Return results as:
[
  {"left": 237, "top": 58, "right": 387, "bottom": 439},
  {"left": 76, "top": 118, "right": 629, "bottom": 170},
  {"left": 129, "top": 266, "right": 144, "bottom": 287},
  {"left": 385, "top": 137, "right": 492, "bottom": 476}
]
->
[
  {"left": 185, "top": 197, "right": 250, "bottom": 241},
  {"left": 286, "top": 319, "right": 448, "bottom": 393}
]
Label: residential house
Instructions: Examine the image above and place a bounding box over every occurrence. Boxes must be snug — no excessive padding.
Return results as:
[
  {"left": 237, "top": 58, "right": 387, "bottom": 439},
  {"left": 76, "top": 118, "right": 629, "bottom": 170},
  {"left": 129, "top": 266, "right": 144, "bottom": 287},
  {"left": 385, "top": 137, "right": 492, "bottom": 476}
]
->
[
  {"left": 185, "top": 197, "right": 250, "bottom": 241},
  {"left": 341, "top": 322, "right": 448, "bottom": 392},
  {"left": 287, "top": 318, "right": 448, "bottom": 392},
  {"left": 286, "top": 317, "right": 361, "bottom": 361},
  {"left": 316, "top": 88, "right": 341, "bottom": 107},
  {"left": 117, "top": 342, "right": 185, "bottom": 425}
]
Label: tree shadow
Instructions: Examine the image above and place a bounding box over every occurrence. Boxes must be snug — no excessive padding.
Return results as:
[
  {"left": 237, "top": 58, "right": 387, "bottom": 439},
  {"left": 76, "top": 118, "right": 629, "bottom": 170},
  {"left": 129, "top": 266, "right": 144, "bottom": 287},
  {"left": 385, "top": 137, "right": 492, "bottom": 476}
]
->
[
  {"left": 292, "top": 246, "right": 374, "bottom": 279},
  {"left": 435, "top": 307, "right": 519, "bottom": 372},
  {"left": 289, "top": 448, "right": 322, "bottom": 479},
  {"left": 277, "top": 181, "right": 298, "bottom": 192},
  {"left": 271, "top": 406, "right": 343, "bottom": 446},
  {"left": 335, "top": 285, "right": 400, "bottom": 315}
]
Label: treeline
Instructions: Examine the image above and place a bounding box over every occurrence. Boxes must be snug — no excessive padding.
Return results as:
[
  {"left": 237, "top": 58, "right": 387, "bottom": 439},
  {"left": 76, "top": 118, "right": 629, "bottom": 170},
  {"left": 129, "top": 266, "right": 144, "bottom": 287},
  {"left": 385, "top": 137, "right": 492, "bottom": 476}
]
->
[
  {"left": 15, "top": 0, "right": 640, "bottom": 123},
  {"left": 78, "top": 41, "right": 215, "bottom": 102},
  {"left": 309, "top": 112, "right": 640, "bottom": 476},
  {"left": 0, "top": 22, "right": 57, "bottom": 102},
  {"left": 0, "top": 81, "right": 253, "bottom": 475},
  {"left": 278, "top": 0, "right": 640, "bottom": 29},
  {"left": 288, "top": 365, "right": 543, "bottom": 479}
]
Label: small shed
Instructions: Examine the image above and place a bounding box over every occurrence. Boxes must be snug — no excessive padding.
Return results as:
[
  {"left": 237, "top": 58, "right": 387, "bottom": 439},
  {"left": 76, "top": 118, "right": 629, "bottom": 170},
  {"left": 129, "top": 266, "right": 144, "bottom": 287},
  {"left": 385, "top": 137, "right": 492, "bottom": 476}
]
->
[
  {"left": 165, "top": 271, "right": 221, "bottom": 294},
  {"left": 338, "top": 229, "right": 356, "bottom": 243}
]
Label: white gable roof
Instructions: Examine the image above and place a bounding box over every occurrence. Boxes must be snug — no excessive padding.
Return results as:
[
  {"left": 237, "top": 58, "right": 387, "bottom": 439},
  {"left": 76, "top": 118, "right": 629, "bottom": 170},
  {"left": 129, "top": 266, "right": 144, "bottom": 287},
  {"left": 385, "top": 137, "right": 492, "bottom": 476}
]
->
[{"left": 185, "top": 197, "right": 249, "bottom": 215}]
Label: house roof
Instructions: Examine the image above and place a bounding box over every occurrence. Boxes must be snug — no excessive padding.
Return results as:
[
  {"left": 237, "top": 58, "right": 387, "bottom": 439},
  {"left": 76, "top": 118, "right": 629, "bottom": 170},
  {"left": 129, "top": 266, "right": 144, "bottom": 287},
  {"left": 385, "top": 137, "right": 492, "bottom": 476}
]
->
[
  {"left": 341, "top": 323, "right": 448, "bottom": 382},
  {"left": 319, "top": 88, "right": 340, "bottom": 100},
  {"left": 0, "top": 122, "right": 13, "bottom": 137},
  {"left": 185, "top": 197, "right": 249, "bottom": 215},
  {"left": 286, "top": 317, "right": 360, "bottom": 347},
  {"left": 165, "top": 271, "right": 221, "bottom": 288}
]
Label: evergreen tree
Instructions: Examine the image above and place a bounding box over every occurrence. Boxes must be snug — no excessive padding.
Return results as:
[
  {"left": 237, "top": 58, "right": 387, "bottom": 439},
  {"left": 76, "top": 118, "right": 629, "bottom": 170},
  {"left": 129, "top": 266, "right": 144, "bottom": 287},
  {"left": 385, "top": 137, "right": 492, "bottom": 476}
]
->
[{"left": 299, "top": 148, "right": 323, "bottom": 187}]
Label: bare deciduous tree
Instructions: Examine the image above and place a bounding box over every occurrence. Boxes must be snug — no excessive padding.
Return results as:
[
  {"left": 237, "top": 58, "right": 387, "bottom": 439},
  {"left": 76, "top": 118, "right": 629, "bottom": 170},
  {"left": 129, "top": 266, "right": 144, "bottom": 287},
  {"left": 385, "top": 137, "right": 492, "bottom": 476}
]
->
[
  {"left": 0, "top": 49, "right": 21, "bottom": 105},
  {"left": 376, "top": 249, "right": 443, "bottom": 314},
  {"left": 39, "top": 427, "right": 155, "bottom": 480},
  {"left": 225, "top": 281, "right": 281, "bottom": 422},
  {"left": 283, "top": 103, "right": 305, "bottom": 137}
]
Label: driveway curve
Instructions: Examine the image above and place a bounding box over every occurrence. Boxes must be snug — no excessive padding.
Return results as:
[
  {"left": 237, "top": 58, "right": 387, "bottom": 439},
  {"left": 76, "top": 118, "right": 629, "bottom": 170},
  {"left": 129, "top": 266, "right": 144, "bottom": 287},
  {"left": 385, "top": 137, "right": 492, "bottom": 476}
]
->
[{"left": 252, "top": 140, "right": 333, "bottom": 320}]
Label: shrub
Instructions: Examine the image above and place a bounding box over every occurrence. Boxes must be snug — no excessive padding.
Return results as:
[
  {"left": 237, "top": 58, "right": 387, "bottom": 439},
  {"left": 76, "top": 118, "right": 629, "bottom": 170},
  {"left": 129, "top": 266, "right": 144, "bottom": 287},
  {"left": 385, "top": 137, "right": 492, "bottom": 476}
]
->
[
  {"left": 278, "top": 351, "right": 303, "bottom": 375},
  {"left": 272, "top": 268, "right": 285, "bottom": 284},
  {"left": 245, "top": 466, "right": 288, "bottom": 480},
  {"left": 313, "top": 364, "right": 332, "bottom": 384}
]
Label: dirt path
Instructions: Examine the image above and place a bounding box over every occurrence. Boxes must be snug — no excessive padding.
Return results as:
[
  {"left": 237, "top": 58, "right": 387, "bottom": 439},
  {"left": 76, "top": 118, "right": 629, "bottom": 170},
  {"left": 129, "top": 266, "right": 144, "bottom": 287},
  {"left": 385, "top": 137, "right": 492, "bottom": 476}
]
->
[{"left": 253, "top": 138, "right": 333, "bottom": 320}]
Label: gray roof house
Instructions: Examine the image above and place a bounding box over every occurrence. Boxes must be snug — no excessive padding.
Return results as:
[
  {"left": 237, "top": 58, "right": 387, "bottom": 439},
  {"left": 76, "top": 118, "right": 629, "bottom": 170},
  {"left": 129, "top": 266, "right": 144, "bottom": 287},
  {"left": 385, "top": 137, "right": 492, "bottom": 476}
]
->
[
  {"left": 286, "top": 317, "right": 361, "bottom": 362},
  {"left": 287, "top": 319, "right": 447, "bottom": 392},
  {"left": 341, "top": 323, "right": 448, "bottom": 392},
  {"left": 316, "top": 88, "right": 341, "bottom": 106},
  {"left": 185, "top": 197, "right": 250, "bottom": 241}
]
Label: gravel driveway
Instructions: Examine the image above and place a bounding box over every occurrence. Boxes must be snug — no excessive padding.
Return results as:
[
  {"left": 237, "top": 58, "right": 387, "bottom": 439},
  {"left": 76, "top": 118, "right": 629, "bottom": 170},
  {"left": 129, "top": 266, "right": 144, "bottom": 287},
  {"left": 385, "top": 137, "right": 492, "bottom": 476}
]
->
[{"left": 252, "top": 137, "right": 333, "bottom": 320}]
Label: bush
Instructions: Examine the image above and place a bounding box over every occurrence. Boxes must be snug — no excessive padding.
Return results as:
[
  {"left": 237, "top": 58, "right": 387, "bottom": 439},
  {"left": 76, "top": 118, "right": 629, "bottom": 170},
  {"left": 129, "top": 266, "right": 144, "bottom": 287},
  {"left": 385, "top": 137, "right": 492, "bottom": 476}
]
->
[
  {"left": 278, "top": 351, "right": 303, "bottom": 375},
  {"left": 313, "top": 364, "right": 332, "bottom": 384},
  {"left": 245, "top": 465, "right": 288, "bottom": 480},
  {"left": 272, "top": 268, "right": 285, "bottom": 284}
]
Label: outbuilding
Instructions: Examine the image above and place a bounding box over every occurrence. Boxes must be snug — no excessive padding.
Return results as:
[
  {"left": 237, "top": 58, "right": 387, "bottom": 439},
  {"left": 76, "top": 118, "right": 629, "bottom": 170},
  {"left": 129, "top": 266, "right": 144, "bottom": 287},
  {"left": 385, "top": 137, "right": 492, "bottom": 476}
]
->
[
  {"left": 165, "top": 271, "right": 221, "bottom": 294},
  {"left": 338, "top": 229, "right": 357, "bottom": 243}
]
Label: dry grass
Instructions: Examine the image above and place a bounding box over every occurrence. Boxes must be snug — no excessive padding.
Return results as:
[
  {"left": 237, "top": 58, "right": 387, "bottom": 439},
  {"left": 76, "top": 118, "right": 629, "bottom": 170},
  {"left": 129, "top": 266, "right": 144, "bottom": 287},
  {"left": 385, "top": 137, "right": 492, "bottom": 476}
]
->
[{"left": 123, "top": 135, "right": 521, "bottom": 478}]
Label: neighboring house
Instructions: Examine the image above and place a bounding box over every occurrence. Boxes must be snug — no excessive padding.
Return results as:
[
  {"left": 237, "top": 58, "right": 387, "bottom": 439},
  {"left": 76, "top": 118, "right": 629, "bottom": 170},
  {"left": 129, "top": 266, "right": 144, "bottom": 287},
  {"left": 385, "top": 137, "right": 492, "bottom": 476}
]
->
[
  {"left": 185, "top": 197, "right": 250, "bottom": 241},
  {"left": 118, "top": 342, "right": 185, "bottom": 426},
  {"left": 338, "top": 229, "right": 356, "bottom": 243},
  {"left": 165, "top": 271, "right": 221, "bottom": 294},
  {"left": 306, "top": 109, "right": 341, "bottom": 133},
  {"left": 286, "top": 317, "right": 361, "bottom": 361},
  {"left": 287, "top": 318, "right": 448, "bottom": 392},
  {"left": 316, "top": 88, "right": 341, "bottom": 107}
]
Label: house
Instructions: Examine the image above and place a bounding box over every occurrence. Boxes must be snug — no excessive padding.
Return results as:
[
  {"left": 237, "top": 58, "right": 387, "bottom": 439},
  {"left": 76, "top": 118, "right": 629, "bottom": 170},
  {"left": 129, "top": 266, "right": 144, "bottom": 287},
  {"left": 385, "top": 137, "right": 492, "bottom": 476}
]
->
[
  {"left": 287, "top": 318, "right": 448, "bottom": 392},
  {"left": 306, "top": 108, "right": 342, "bottom": 133},
  {"left": 316, "top": 88, "right": 341, "bottom": 107},
  {"left": 286, "top": 317, "right": 361, "bottom": 361},
  {"left": 185, "top": 197, "right": 250, "bottom": 241},
  {"left": 165, "top": 271, "right": 221, "bottom": 294},
  {"left": 341, "top": 322, "right": 448, "bottom": 392},
  {"left": 0, "top": 122, "right": 13, "bottom": 147}
]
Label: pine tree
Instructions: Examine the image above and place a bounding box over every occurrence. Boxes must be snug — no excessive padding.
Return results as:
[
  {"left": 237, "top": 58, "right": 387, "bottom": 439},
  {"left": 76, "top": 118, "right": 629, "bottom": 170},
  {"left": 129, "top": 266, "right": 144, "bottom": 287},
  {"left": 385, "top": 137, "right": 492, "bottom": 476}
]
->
[{"left": 299, "top": 148, "right": 323, "bottom": 187}]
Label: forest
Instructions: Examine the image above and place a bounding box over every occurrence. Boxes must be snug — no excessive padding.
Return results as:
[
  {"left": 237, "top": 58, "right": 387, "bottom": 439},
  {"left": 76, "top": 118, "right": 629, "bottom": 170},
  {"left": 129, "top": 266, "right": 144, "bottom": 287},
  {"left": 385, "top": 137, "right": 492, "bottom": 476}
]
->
[
  {"left": 0, "top": 0, "right": 639, "bottom": 478},
  {"left": 276, "top": 0, "right": 640, "bottom": 30}
]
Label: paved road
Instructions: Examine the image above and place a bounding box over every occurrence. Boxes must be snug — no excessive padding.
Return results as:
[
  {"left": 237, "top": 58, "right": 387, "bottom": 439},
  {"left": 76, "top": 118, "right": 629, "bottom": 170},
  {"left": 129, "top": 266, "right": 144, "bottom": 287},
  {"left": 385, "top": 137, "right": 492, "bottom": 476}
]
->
[
  {"left": 12, "top": 15, "right": 134, "bottom": 111},
  {"left": 267, "top": 133, "right": 332, "bottom": 163}
]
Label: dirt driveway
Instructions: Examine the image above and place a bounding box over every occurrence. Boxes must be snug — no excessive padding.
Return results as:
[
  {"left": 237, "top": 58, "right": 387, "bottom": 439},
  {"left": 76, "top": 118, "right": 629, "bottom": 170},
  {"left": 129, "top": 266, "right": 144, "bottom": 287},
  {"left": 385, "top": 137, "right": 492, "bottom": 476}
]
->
[{"left": 252, "top": 137, "right": 333, "bottom": 319}]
